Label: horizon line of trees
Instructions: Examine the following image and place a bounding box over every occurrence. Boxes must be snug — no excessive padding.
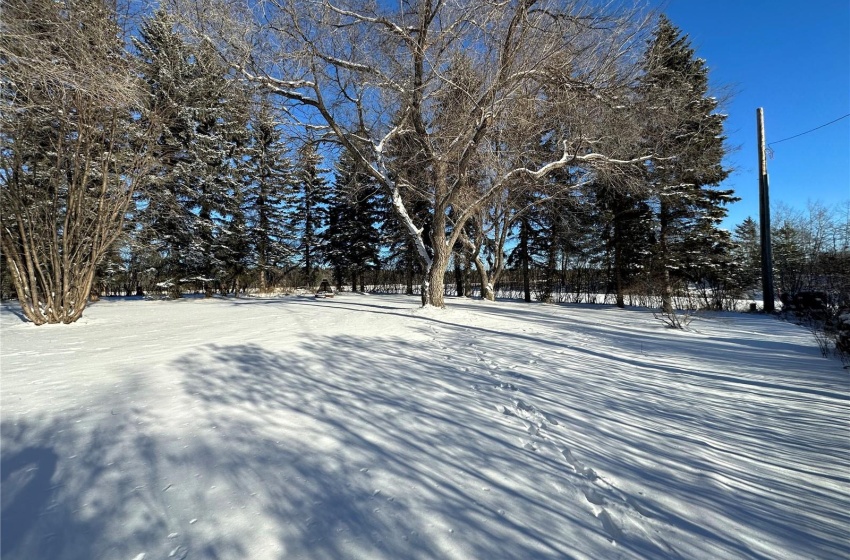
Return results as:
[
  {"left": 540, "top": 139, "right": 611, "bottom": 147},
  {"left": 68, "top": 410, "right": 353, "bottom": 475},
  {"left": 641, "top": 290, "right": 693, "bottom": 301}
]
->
[{"left": 2, "top": 0, "right": 848, "bottom": 324}]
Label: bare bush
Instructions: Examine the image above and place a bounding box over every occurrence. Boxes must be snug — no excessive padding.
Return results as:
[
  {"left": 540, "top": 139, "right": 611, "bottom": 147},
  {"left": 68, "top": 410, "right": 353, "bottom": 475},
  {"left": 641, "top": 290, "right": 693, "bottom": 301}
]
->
[
  {"left": 654, "top": 309, "right": 694, "bottom": 330},
  {"left": 1, "top": 0, "right": 156, "bottom": 324}
]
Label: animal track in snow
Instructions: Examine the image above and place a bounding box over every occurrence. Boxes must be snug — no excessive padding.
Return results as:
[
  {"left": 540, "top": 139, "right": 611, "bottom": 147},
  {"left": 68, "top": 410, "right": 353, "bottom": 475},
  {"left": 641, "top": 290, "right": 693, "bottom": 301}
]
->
[
  {"left": 429, "top": 322, "right": 648, "bottom": 546},
  {"left": 597, "top": 509, "right": 624, "bottom": 542}
]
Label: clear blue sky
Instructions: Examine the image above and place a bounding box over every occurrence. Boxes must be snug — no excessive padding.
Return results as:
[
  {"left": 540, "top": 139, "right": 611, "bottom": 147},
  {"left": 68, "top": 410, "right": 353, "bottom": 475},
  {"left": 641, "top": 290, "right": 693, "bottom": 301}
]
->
[{"left": 654, "top": 0, "right": 850, "bottom": 229}]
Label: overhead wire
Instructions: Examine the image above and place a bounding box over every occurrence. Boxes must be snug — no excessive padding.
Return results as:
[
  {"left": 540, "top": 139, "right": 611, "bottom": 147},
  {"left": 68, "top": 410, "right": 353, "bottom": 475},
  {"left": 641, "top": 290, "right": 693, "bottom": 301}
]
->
[{"left": 767, "top": 113, "right": 850, "bottom": 146}]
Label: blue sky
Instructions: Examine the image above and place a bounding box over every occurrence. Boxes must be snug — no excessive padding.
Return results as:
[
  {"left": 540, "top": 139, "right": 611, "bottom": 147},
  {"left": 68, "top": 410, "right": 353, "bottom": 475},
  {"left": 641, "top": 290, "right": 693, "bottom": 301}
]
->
[{"left": 654, "top": 0, "right": 850, "bottom": 229}]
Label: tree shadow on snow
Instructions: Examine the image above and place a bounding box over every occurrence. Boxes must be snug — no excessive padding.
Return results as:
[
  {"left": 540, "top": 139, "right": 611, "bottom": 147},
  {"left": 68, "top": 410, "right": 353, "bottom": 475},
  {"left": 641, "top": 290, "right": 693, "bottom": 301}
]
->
[
  {"left": 175, "top": 338, "right": 607, "bottom": 559},
  {"left": 197, "top": 296, "right": 849, "bottom": 559},
  {"left": 4, "top": 294, "right": 847, "bottom": 559},
  {"left": 0, "top": 403, "right": 250, "bottom": 559}
]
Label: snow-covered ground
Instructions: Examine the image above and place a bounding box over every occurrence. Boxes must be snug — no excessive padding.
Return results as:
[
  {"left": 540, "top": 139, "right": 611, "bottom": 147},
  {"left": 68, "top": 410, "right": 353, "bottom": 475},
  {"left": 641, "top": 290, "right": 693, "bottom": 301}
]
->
[{"left": 1, "top": 294, "right": 847, "bottom": 560}]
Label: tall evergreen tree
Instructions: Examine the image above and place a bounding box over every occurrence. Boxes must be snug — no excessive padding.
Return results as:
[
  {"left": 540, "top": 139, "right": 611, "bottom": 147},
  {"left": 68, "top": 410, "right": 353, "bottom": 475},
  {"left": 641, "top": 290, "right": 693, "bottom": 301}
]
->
[
  {"left": 242, "top": 98, "right": 295, "bottom": 292},
  {"left": 324, "top": 148, "right": 383, "bottom": 291},
  {"left": 133, "top": 10, "right": 249, "bottom": 296},
  {"left": 132, "top": 10, "right": 196, "bottom": 295},
  {"left": 639, "top": 15, "right": 735, "bottom": 313},
  {"left": 287, "top": 142, "right": 330, "bottom": 286}
]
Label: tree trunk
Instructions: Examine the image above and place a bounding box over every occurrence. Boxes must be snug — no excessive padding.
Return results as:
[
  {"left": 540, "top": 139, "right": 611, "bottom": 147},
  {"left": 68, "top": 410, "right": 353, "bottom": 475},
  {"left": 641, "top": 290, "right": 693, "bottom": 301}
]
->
[
  {"left": 424, "top": 247, "right": 449, "bottom": 307},
  {"left": 454, "top": 256, "right": 463, "bottom": 297},
  {"left": 334, "top": 265, "right": 343, "bottom": 291},
  {"left": 470, "top": 254, "right": 494, "bottom": 301},
  {"left": 614, "top": 228, "right": 625, "bottom": 308},
  {"left": 424, "top": 213, "right": 451, "bottom": 307},
  {"left": 258, "top": 252, "right": 268, "bottom": 293},
  {"left": 543, "top": 243, "right": 557, "bottom": 303},
  {"left": 406, "top": 253, "right": 415, "bottom": 296},
  {"left": 659, "top": 201, "right": 673, "bottom": 313},
  {"left": 520, "top": 215, "right": 531, "bottom": 303},
  {"left": 462, "top": 253, "right": 471, "bottom": 297}
]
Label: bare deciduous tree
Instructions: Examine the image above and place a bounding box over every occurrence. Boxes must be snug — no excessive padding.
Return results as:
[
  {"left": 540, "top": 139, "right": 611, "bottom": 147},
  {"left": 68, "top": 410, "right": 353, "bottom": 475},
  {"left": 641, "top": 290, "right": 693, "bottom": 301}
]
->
[
  {"left": 181, "top": 0, "right": 652, "bottom": 306},
  {"left": 1, "top": 0, "right": 156, "bottom": 324}
]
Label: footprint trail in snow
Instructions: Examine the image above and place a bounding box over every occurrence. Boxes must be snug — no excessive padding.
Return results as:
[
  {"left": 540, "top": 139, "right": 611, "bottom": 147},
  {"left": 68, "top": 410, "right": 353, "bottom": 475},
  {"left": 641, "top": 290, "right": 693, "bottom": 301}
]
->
[{"left": 431, "top": 321, "right": 672, "bottom": 553}]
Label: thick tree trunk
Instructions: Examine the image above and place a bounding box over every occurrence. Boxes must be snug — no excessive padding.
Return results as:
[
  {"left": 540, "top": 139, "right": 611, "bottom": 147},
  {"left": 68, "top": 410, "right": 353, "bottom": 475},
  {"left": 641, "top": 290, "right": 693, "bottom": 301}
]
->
[{"left": 425, "top": 243, "right": 450, "bottom": 307}]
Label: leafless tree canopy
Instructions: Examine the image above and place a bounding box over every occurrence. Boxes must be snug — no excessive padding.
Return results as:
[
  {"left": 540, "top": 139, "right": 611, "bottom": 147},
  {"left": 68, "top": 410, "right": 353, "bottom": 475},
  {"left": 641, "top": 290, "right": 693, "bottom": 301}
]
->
[
  {"left": 178, "top": 0, "right": 653, "bottom": 306},
  {"left": 0, "top": 0, "right": 156, "bottom": 324}
]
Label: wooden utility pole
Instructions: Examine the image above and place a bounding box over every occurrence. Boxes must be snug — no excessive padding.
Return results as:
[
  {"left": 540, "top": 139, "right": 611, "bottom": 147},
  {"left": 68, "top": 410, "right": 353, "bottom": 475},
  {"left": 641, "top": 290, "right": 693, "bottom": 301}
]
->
[{"left": 757, "top": 108, "right": 775, "bottom": 312}]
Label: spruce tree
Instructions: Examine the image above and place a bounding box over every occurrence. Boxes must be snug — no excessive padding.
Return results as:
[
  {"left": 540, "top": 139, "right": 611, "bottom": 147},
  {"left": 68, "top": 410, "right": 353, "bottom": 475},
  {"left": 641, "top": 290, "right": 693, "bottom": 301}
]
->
[
  {"left": 132, "top": 10, "right": 197, "bottom": 295},
  {"left": 324, "top": 149, "right": 383, "bottom": 291},
  {"left": 639, "top": 15, "right": 735, "bottom": 313},
  {"left": 288, "top": 142, "right": 330, "bottom": 287},
  {"left": 595, "top": 183, "right": 654, "bottom": 308},
  {"left": 133, "top": 11, "right": 249, "bottom": 296},
  {"left": 242, "top": 99, "right": 296, "bottom": 292},
  {"left": 731, "top": 217, "right": 761, "bottom": 295}
]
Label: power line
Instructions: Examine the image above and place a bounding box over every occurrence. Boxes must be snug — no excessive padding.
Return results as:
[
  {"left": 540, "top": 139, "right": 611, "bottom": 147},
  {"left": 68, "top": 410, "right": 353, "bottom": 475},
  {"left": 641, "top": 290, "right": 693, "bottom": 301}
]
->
[{"left": 767, "top": 113, "right": 850, "bottom": 146}]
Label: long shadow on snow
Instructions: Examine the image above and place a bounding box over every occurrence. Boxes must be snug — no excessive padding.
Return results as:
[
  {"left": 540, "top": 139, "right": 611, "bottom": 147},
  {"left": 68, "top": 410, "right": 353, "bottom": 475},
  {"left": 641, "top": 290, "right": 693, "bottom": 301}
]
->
[
  {"left": 220, "top": 296, "right": 850, "bottom": 559},
  {"left": 303, "top": 296, "right": 845, "bottom": 400},
  {"left": 177, "top": 338, "right": 609, "bottom": 559},
  {"left": 430, "top": 301, "right": 850, "bottom": 559},
  {"left": 0, "top": 410, "right": 217, "bottom": 560}
]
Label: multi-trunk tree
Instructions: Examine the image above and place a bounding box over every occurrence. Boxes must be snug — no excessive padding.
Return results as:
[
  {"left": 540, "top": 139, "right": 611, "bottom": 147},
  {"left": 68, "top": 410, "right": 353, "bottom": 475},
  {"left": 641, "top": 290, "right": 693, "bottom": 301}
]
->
[
  {"left": 0, "top": 0, "right": 155, "bottom": 324},
  {"left": 186, "top": 0, "right": 654, "bottom": 307}
]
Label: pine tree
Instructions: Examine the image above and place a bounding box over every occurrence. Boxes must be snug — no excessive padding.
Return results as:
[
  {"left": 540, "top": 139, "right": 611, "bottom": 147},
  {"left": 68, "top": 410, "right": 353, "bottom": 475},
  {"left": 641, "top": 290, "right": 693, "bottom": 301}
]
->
[
  {"left": 324, "top": 148, "right": 383, "bottom": 291},
  {"left": 242, "top": 98, "right": 296, "bottom": 292},
  {"left": 731, "top": 217, "right": 761, "bottom": 295},
  {"left": 287, "top": 142, "right": 330, "bottom": 287},
  {"left": 639, "top": 15, "right": 736, "bottom": 313},
  {"left": 133, "top": 11, "right": 249, "bottom": 296}
]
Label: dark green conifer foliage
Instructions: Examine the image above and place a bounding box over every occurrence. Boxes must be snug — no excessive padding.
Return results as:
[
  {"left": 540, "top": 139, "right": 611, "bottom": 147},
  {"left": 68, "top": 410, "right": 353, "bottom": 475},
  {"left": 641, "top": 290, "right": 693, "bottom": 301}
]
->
[
  {"left": 639, "top": 15, "right": 736, "bottom": 312},
  {"left": 595, "top": 184, "right": 654, "bottom": 308},
  {"left": 731, "top": 217, "right": 761, "bottom": 293},
  {"left": 324, "top": 149, "right": 383, "bottom": 291},
  {"left": 242, "top": 99, "right": 295, "bottom": 291},
  {"left": 133, "top": 10, "right": 248, "bottom": 296},
  {"left": 288, "top": 142, "right": 330, "bottom": 286}
]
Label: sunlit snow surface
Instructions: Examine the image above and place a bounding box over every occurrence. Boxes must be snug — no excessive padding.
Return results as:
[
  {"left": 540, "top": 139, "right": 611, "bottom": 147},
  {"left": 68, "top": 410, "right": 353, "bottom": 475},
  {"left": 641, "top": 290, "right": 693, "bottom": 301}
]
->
[{"left": 2, "top": 294, "right": 847, "bottom": 560}]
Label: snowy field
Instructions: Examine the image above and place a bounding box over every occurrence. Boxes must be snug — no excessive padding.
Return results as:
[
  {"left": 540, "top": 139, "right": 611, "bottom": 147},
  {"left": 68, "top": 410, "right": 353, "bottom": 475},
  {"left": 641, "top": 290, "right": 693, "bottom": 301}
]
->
[{"left": 1, "top": 294, "right": 847, "bottom": 560}]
